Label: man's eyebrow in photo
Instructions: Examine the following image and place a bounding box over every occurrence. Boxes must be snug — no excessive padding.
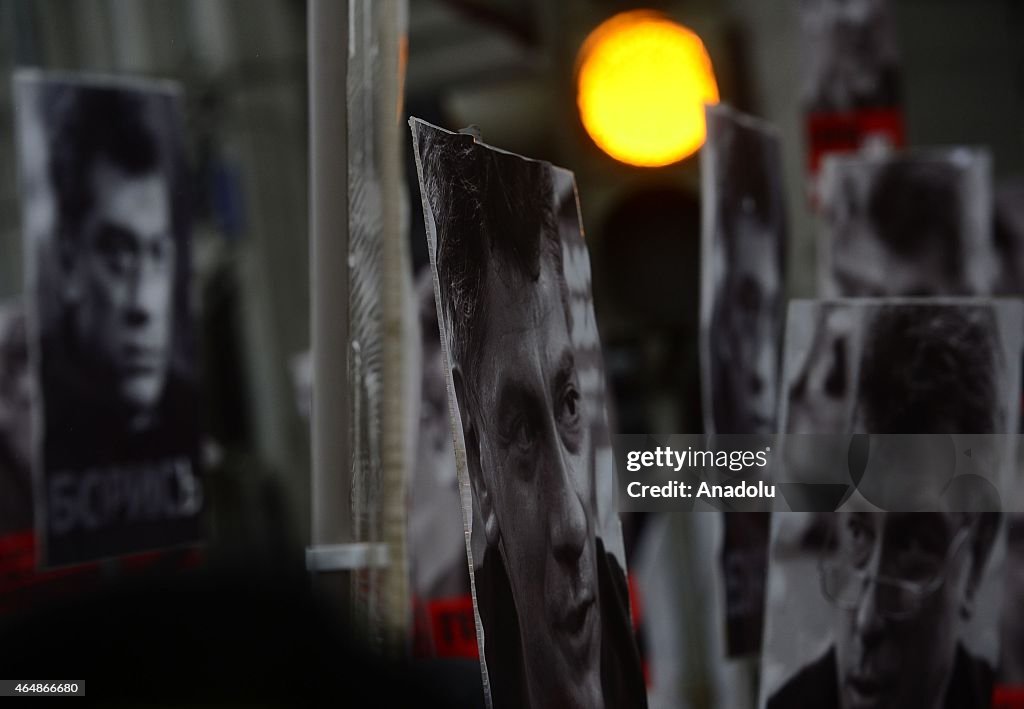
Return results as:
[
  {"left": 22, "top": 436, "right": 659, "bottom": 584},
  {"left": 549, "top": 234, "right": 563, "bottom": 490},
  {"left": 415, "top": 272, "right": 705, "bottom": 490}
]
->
[{"left": 95, "top": 222, "right": 139, "bottom": 246}]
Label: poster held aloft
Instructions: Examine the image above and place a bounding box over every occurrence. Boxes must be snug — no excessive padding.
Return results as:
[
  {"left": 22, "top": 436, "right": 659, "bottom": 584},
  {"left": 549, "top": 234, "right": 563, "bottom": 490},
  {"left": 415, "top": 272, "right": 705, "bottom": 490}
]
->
[
  {"left": 411, "top": 118, "right": 646, "bottom": 709},
  {"left": 761, "top": 298, "right": 1022, "bottom": 709},
  {"left": 799, "top": 0, "right": 906, "bottom": 176},
  {"left": 407, "top": 268, "right": 475, "bottom": 659},
  {"left": 14, "top": 71, "right": 202, "bottom": 568},
  {"left": 701, "top": 103, "right": 786, "bottom": 438},
  {"left": 700, "top": 103, "right": 787, "bottom": 659},
  {"left": 818, "top": 148, "right": 994, "bottom": 298}
]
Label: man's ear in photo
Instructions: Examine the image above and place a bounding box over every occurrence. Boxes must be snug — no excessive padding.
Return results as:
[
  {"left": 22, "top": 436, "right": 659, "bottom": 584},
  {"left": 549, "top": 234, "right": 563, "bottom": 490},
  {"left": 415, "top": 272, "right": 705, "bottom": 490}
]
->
[{"left": 453, "top": 364, "right": 498, "bottom": 547}]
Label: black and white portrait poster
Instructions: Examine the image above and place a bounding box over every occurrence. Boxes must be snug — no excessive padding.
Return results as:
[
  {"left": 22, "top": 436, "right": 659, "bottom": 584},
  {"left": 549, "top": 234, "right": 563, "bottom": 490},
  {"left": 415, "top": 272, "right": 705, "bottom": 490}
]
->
[
  {"left": 1003, "top": 462, "right": 1024, "bottom": 693},
  {"left": 14, "top": 71, "right": 202, "bottom": 568},
  {"left": 701, "top": 103, "right": 786, "bottom": 437},
  {"left": 819, "top": 149, "right": 994, "bottom": 298},
  {"left": 799, "top": 0, "right": 905, "bottom": 175},
  {"left": 409, "top": 267, "right": 476, "bottom": 659},
  {"left": 762, "top": 298, "right": 1022, "bottom": 709},
  {"left": 779, "top": 299, "right": 1021, "bottom": 494},
  {"left": 411, "top": 118, "right": 647, "bottom": 709},
  {"left": 761, "top": 508, "right": 1006, "bottom": 709},
  {"left": 700, "top": 104, "right": 786, "bottom": 658},
  {"left": 992, "top": 179, "right": 1024, "bottom": 700}
]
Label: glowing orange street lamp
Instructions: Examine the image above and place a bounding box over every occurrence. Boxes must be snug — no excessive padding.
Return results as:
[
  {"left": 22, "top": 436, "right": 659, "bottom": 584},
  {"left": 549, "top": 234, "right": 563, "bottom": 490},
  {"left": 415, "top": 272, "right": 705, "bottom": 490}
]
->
[{"left": 576, "top": 10, "right": 720, "bottom": 167}]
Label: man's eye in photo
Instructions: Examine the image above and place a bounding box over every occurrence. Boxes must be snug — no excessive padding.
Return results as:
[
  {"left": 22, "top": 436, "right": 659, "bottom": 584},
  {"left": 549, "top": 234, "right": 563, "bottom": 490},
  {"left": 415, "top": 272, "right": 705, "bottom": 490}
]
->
[
  {"left": 512, "top": 419, "right": 533, "bottom": 449},
  {"left": 104, "top": 249, "right": 138, "bottom": 275},
  {"left": 843, "top": 518, "right": 874, "bottom": 566},
  {"left": 560, "top": 385, "right": 580, "bottom": 427},
  {"left": 553, "top": 376, "right": 585, "bottom": 451},
  {"left": 95, "top": 229, "right": 140, "bottom": 275},
  {"left": 148, "top": 236, "right": 174, "bottom": 266}
]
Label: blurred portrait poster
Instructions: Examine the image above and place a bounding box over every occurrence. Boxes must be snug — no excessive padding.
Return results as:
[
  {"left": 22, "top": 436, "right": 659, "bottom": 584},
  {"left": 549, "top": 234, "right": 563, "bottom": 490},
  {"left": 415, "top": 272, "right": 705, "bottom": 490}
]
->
[
  {"left": 14, "top": 71, "right": 202, "bottom": 568},
  {"left": 799, "top": 0, "right": 905, "bottom": 175},
  {"left": 994, "top": 178, "right": 1024, "bottom": 702},
  {"left": 411, "top": 118, "right": 647, "bottom": 708},
  {"left": 818, "top": 149, "right": 994, "bottom": 298},
  {"left": 763, "top": 298, "right": 1022, "bottom": 709},
  {"left": 761, "top": 508, "right": 1005, "bottom": 709},
  {"left": 1003, "top": 472, "right": 1024, "bottom": 696},
  {"left": 409, "top": 268, "right": 476, "bottom": 659},
  {"left": 700, "top": 104, "right": 786, "bottom": 658},
  {"left": 701, "top": 104, "right": 786, "bottom": 438}
]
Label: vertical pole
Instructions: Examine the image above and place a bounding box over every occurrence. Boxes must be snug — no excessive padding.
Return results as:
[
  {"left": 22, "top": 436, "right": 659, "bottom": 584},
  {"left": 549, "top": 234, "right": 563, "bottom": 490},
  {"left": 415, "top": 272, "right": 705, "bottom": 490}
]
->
[
  {"left": 377, "top": 0, "right": 409, "bottom": 649},
  {"left": 309, "top": 0, "right": 351, "bottom": 607}
]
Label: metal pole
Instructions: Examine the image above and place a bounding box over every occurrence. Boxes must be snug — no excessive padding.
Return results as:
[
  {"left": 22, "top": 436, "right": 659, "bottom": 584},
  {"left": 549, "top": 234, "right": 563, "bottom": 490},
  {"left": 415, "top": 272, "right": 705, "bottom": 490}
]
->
[{"left": 309, "top": 0, "right": 351, "bottom": 604}]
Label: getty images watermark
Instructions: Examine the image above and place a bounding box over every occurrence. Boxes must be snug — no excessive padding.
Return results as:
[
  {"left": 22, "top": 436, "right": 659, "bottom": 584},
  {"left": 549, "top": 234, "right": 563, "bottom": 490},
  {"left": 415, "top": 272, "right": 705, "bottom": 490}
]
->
[
  {"left": 614, "top": 434, "right": 1018, "bottom": 513},
  {"left": 624, "top": 444, "right": 774, "bottom": 500}
]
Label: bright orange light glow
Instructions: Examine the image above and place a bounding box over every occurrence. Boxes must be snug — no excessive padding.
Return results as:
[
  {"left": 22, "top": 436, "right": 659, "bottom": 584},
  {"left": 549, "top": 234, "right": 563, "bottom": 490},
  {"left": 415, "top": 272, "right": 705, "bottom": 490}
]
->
[{"left": 576, "top": 11, "right": 720, "bottom": 167}]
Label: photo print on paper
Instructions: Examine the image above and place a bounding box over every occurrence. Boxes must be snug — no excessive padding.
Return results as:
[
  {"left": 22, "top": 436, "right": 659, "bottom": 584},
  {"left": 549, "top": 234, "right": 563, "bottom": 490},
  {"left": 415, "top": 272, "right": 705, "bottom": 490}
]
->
[
  {"left": 411, "top": 118, "right": 647, "bottom": 709},
  {"left": 14, "top": 72, "right": 202, "bottom": 567}
]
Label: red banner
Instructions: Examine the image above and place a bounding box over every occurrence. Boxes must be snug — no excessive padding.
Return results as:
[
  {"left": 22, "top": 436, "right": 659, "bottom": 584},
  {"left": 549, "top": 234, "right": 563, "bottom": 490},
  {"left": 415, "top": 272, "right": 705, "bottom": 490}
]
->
[{"left": 806, "top": 108, "right": 906, "bottom": 173}]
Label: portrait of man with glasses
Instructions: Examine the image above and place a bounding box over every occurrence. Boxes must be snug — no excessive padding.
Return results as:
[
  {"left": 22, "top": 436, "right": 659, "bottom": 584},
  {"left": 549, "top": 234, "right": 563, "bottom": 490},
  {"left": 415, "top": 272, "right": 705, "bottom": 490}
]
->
[
  {"left": 765, "top": 302, "right": 1013, "bottom": 709},
  {"left": 784, "top": 510, "right": 1001, "bottom": 709}
]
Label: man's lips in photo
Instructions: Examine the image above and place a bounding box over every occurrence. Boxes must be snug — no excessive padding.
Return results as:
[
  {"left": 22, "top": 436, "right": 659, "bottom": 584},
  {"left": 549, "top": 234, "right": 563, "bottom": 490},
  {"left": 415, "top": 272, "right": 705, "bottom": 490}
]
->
[
  {"left": 845, "top": 667, "right": 896, "bottom": 708},
  {"left": 555, "top": 587, "right": 597, "bottom": 659},
  {"left": 121, "top": 343, "right": 164, "bottom": 372}
]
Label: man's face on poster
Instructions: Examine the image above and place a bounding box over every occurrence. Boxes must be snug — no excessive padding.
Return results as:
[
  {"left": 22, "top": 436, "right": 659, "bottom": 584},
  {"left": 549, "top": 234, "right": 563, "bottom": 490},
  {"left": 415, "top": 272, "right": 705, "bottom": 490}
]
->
[
  {"left": 788, "top": 308, "right": 856, "bottom": 435},
  {"left": 66, "top": 158, "right": 175, "bottom": 427},
  {"left": 719, "top": 209, "right": 780, "bottom": 433},
  {"left": 825, "top": 0, "right": 888, "bottom": 102},
  {"left": 829, "top": 168, "right": 964, "bottom": 297},
  {"left": 464, "top": 251, "right": 603, "bottom": 709},
  {"left": 827, "top": 512, "right": 977, "bottom": 709}
]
